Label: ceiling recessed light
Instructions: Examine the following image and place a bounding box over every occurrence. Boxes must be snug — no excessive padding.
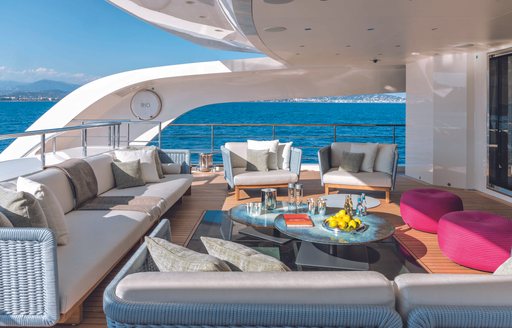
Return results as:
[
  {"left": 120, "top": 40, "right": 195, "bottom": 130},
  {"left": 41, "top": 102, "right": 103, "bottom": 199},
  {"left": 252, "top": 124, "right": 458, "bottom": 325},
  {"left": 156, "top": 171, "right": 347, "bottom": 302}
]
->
[
  {"left": 432, "top": 27, "right": 438, "bottom": 31},
  {"left": 199, "top": 15, "right": 206, "bottom": 18},
  {"left": 411, "top": 52, "right": 420, "bottom": 55},
  {"left": 264, "top": 26, "right": 287, "bottom": 32},
  {"left": 367, "top": 28, "right": 375, "bottom": 31},
  {"left": 185, "top": 0, "right": 195, "bottom": 3},
  {"left": 304, "top": 27, "right": 312, "bottom": 31},
  {"left": 214, "top": 29, "right": 223, "bottom": 32},
  {"left": 335, "top": 53, "right": 340, "bottom": 55},
  {"left": 346, "top": 45, "right": 351, "bottom": 47},
  {"left": 296, "top": 53, "right": 300, "bottom": 55},
  {"left": 299, "top": 45, "right": 305, "bottom": 47},
  {"left": 395, "top": 45, "right": 401, "bottom": 47},
  {"left": 455, "top": 43, "right": 475, "bottom": 48},
  {"left": 140, "top": 0, "right": 171, "bottom": 10}
]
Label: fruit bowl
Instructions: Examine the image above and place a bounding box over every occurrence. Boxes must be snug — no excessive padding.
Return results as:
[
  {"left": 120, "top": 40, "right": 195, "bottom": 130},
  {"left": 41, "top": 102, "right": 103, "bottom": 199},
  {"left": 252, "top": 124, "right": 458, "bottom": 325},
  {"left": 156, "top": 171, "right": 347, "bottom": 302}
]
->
[{"left": 323, "top": 209, "right": 366, "bottom": 233}]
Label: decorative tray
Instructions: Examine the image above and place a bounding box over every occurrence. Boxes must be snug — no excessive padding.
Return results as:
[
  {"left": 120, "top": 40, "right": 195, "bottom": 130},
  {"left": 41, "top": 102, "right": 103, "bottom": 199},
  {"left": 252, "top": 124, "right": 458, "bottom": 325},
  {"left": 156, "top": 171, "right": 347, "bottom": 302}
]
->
[{"left": 322, "top": 220, "right": 368, "bottom": 233}]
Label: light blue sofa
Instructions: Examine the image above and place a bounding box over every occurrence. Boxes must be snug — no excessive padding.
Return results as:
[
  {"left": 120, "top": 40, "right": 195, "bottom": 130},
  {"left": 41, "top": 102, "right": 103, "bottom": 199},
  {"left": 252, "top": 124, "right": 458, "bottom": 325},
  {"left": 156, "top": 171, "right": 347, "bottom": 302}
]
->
[
  {"left": 103, "top": 219, "right": 403, "bottom": 328},
  {"left": 221, "top": 142, "right": 302, "bottom": 200}
]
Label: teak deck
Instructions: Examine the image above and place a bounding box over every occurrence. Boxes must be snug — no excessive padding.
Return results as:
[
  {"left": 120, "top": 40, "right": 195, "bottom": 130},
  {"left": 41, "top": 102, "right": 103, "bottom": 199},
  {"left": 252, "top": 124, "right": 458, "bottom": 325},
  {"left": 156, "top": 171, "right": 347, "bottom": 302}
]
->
[{"left": 63, "top": 170, "right": 509, "bottom": 328}]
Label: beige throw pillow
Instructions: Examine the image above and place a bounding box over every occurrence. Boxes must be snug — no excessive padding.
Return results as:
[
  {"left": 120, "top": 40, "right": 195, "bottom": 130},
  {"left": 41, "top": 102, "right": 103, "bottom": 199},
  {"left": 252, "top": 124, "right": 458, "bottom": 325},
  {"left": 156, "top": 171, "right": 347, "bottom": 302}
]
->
[
  {"left": 350, "top": 143, "right": 379, "bottom": 172},
  {"left": 146, "top": 236, "right": 231, "bottom": 272},
  {"left": 278, "top": 142, "right": 293, "bottom": 170},
  {"left": 0, "top": 186, "right": 48, "bottom": 228},
  {"left": 247, "top": 140, "right": 279, "bottom": 170},
  {"left": 246, "top": 149, "right": 269, "bottom": 171},
  {"left": 374, "top": 144, "right": 397, "bottom": 175},
  {"left": 161, "top": 163, "right": 182, "bottom": 174},
  {"left": 201, "top": 237, "right": 291, "bottom": 272},
  {"left": 17, "top": 177, "right": 69, "bottom": 245},
  {"left": 115, "top": 148, "right": 160, "bottom": 183}
]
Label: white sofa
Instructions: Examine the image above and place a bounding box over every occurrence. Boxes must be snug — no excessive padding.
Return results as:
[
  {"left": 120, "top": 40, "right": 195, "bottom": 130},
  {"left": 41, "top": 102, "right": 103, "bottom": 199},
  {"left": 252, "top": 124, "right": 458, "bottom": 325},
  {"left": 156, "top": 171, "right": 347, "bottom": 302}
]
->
[
  {"left": 0, "top": 150, "right": 193, "bottom": 326},
  {"left": 318, "top": 142, "right": 398, "bottom": 203}
]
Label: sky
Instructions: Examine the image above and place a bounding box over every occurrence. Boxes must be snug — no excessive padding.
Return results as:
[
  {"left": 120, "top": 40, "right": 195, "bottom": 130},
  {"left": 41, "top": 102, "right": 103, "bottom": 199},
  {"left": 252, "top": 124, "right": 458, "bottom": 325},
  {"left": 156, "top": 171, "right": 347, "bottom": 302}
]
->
[{"left": 0, "top": 0, "right": 260, "bottom": 84}]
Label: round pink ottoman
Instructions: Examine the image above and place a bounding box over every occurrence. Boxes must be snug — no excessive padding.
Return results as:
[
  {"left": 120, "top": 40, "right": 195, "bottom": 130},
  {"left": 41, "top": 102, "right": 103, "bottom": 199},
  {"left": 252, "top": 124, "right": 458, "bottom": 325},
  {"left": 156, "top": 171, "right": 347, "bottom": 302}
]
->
[
  {"left": 438, "top": 211, "right": 512, "bottom": 272},
  {"left": 400, "top": 188, "right": 463, "bottom": 233}
]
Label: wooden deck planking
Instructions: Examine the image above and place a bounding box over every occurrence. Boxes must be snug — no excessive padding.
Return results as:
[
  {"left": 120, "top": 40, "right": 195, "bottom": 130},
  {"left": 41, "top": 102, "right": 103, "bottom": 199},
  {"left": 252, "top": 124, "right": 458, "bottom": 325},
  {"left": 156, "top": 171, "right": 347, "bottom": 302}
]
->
[{"left": 61, "top": 170, "right": 511, "bottom": 327}]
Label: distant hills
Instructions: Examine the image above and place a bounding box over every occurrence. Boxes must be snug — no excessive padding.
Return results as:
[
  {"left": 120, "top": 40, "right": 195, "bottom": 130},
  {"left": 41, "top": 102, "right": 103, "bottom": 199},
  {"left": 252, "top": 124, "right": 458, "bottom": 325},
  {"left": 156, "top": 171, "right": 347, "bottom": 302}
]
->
[
  {"left": 265, "top": 94, "right": 406, "bottom": 103},
  {"left": 0, "top": 79, "right": 81, "bottom": 101}
]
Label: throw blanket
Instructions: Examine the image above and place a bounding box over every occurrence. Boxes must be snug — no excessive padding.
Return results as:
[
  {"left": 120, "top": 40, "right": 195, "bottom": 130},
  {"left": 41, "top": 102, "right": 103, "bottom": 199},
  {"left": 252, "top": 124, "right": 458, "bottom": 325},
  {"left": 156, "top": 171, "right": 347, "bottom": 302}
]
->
[
  {"left": 79, "top": 196, "right": 163, "bottom": 218},
  {"left": 53, "top": 159, "right": 98, "bottom": 209}
]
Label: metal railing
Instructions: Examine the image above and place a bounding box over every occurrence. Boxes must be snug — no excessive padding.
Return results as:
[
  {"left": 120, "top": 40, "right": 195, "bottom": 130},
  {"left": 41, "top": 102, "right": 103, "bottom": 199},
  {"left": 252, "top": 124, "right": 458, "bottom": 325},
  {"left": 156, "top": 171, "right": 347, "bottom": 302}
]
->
[
  {"left": 0, "top": 122, "right": 122, "bottom": 168},
  {"left": 161, "top": 123, "right": 406, "bottom": 164}
]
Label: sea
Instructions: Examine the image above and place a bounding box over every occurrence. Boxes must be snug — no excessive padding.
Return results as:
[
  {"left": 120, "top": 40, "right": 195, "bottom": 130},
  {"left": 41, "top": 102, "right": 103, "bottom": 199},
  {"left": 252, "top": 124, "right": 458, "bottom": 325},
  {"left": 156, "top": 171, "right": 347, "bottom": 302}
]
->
[{"left": 0, "top": 101, "right": 405, "bottom": 164}]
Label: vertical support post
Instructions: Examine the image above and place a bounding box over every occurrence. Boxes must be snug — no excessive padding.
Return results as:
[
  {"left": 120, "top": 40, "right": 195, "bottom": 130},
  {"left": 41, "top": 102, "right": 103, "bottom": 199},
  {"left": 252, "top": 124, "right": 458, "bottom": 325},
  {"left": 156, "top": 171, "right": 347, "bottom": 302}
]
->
[
  {"left": 158, "top": 122, "right": 162, "bottom": 148},
  {"left": 210, "top": 125, "right": 214, "bottom": 153},
  {"left": 116, "top": 124, "right": 121, "bottom": 148},
  {"left": 82, "top": 129, "right": 88, "bottom": 157},
  {"left": 392, "top": 126, "right": 396, "bottom": 144},
  {"left": 108, "top": 126, "right": 112, "bottom": 146},
  {"left": 52, "top": 137, "right": 56, "bottom": 154},
  {"left": 334, "top": 125, "right": 337, "bottom": 142},
  {"left": 127, "top": 123, "right": 131, "bottom": 147},
  {"left": 40, "top": 133, "right": 46, "bottom": 169},
  {"left": 272, "top": 125, "right": 276, "bottom": 140}
]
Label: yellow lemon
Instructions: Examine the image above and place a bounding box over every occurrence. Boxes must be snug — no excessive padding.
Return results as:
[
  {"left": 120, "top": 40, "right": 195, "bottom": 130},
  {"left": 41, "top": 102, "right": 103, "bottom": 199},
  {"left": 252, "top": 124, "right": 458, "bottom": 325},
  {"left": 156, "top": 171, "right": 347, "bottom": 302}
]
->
[
  {"left": 338, "top": 221, "right": 348, "bottom": 229},
  {"left": 348, "top": 220, "right": 357, "bottom": 230},
  {"left": 339, "top": 209, "right": 346, "bottom": 216},
  {"left": 354, "top": 218, "right": 362, "bottom": 225},
  {"left": 342, "top": 216, "right": 351, "bottom": 223},
  {"left": 328, "top": 220, "right": 338, "bottom": 228}
]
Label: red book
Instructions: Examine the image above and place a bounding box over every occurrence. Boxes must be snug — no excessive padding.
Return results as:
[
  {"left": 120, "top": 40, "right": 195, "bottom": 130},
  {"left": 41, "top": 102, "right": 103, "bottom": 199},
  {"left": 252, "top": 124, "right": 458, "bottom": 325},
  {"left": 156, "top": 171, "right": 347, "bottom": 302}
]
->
[{"left": 283, "top": 214, "right": 313, "bottom": 227}]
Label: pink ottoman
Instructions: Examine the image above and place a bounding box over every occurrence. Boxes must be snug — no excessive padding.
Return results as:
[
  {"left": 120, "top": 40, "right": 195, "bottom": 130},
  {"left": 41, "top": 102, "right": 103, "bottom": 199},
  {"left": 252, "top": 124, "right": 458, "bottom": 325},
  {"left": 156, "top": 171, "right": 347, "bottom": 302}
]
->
[
  {"left": 400, "top": 188, "right": 463, "bottom": 233},
  {"left": 438, "top": 211, "right": 512, "bottom": 272}
]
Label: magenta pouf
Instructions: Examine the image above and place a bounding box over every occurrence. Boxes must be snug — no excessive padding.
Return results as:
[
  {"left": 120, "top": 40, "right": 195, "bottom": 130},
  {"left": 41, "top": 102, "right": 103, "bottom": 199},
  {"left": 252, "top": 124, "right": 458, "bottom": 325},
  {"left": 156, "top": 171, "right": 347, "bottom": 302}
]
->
[
  {"left": 438, "top": 211, "right": 512, "bottom": 272},
  {"left": 400, "top": 188, "right": 463, "bottom": 233}
]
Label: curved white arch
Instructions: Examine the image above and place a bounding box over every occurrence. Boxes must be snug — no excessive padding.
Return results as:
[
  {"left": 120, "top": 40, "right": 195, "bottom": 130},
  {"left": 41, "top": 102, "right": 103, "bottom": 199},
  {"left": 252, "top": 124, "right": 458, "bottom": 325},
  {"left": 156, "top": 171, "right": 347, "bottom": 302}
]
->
[{"left": 0, "top": 57, "right": 404, "bottom": 161}]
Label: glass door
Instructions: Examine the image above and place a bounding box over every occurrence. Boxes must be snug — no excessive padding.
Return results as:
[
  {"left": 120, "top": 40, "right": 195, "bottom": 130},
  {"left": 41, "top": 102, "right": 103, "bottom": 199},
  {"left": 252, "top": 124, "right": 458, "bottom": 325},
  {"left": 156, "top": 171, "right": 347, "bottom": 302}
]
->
[{"left": 488, "top": 52, "right": 512, "bottom": 195}]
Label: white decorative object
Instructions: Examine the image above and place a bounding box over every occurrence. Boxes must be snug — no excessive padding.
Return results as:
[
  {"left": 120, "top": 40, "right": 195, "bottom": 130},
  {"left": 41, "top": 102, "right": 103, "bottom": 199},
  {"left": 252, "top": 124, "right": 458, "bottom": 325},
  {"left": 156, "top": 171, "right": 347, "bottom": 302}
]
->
[{"left": 130, "top": 90, "right": 162, "bottom": 120}]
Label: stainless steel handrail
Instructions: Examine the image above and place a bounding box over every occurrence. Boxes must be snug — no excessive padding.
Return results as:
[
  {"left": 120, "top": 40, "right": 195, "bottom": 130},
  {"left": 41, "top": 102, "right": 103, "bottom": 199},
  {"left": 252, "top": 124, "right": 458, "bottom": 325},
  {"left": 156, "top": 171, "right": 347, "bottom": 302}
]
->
[{"left": 0, "top": 122, "right": 121, "bottom": 168}]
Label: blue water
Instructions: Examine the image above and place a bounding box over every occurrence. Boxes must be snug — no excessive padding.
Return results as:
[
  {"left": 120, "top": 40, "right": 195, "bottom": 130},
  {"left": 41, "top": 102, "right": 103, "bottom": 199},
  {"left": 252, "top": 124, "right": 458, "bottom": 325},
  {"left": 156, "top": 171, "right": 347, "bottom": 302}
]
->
[{"left": 0, "top": 101, "right": 405, "bottom": 164}]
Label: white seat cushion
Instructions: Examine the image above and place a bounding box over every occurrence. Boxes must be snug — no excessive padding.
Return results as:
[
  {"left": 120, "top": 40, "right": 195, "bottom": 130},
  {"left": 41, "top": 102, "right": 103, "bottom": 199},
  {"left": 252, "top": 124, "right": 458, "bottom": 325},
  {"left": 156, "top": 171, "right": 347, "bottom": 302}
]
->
[
  {"left": 116, "top": 271, "right": 395, "bottom": 307},
  {"left": 25, "top": 168, "right": 75, "bottom": 214},
  {"left": 57, "top": 209, "right": 151, "bottom": 312},
  {"left": 322, "top": 168, "right": 391, "bottom": 188},
  {"left": 233, "top": 169, "right": 298, "bottom": 186},
  {"left": 101, "top": 174, "right": 193, "bottom": 215},
  {"left": 84, "top": 153, "right": 115, "bottom": 194}
]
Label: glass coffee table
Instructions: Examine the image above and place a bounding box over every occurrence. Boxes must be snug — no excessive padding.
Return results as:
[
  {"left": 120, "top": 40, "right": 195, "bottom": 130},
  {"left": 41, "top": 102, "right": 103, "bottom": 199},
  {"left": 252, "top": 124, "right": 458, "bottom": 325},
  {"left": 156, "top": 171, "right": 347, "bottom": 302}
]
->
[
  {"left": 228, "top": 201, "right": 307, "bottom": 244},
  {"left": 274, "top": 212, "right": 395, "bottom": 270}
]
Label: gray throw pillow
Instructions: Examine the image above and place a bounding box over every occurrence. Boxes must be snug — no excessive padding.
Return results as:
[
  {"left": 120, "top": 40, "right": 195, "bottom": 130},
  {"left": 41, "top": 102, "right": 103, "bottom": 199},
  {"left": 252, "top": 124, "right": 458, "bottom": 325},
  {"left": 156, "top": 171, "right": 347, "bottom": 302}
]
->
[
  {"left": 0, "top": 186, "right": 48, "bottom": 227},
  {"left": 158, "top": 149, "right": 175, "bottom": 163},
  {"left": 201, "top": 237, "right": 291, "bottom": 272},
  {"left": 0, "top": 212, "right": 13, "bottom": 227},
  {"left": 146, "top": 236, "right": 231, "bottom": 272},
  {"left": 111, "top": 160, "right": 145, "bottom": 189},
  {"left": 339, "top": 151, "right": 365, "bottom": 173},
  {"left": 246, "top": 149, "right": 269, "bottom": 171}
]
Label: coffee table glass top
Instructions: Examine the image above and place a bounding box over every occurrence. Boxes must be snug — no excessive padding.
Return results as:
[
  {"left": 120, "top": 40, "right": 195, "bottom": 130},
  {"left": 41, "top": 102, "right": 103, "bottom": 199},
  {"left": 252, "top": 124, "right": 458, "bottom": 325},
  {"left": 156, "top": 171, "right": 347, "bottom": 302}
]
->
[
  {"left": 229, "top": 201, "right": 307, "bottom": 228},
  {"left": 274, "top": 212, "right": 395, "bottom": 246},
  {"left": 323, "top": 194, "right": 380, "bottom": 209}
]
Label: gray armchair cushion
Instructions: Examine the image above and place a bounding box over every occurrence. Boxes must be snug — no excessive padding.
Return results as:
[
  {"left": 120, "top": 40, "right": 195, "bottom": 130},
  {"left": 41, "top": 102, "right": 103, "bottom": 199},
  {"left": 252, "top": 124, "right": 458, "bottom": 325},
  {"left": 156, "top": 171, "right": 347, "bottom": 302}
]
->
[
  {"left": 246, "top": 149, "right": 269, "bottom": 172},
  {"left": 323, "top": 169, "right": 392, "bottom": 188},
  {"left": 233, "top": 169, "right": 298, "bottom": 186},
  {"left": 350, "top": 143, "right": 379, "bottom": 172},
  {"left": 374, "top": 144, "right": 397, "bottom": 174},
  {"left": 339, "top": 151, "right": 364, "bottom": 173}
]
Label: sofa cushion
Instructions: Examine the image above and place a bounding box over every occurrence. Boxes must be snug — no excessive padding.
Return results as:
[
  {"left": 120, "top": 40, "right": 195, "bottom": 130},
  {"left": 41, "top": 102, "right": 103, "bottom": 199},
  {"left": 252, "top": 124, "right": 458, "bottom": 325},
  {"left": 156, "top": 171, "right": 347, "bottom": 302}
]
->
[
  {"left": 17, "top": 176, "right": 69, "bottom": 245},
  {"left": 57, "top": 209, "right": 152, "bottom": 313},
  {"left": 116, "top": 271, "right": 395, "bottom": 306},
  {"left": 394, "top": 273, "right": 512, "bottom": 318},
  {"left": 278, "top": 142, "right": 293, "bottom": 170},
  {"left": 323, "top": 168, "right": 391, "bottom": 188},
  {"left": 84, "top": 153, "right": 115, "bottom": 194},
  {"left": 146, "top": 237, "right": 231, "bottom": 272},
  {"left": 247, "top": 140, "right": 279, "bottom": 170},
  {"left": 350, "top": 143, "right": 379, "bottom": 172},
  {"left": 233, "top": 169, "right": 298, "bottom": 186},
  {"left": 115, "top": 148, "right": 160, "bottom": 183},
  {"left": 25, "top": 168, "right": 75, "bottom": 214},
  {"left": 330, "top": 143, "right": 351, "bottom": 168},
  {"left": 0, "top": 186, "right": 48, "bottom": 227},
  {"left": 111, "top": 160, "right": 145, "bottom": 189},
  {"left": 201, "top": 237, "right": 291, "bottom": 272},
  {"left": 374, "top": 144, "right": 396, "bottom": 174},
  {"left": 0, "top": 212, "right": 13, "bottom": 227},
  {"left": 246, "top": 149, "right": 269, "bottom": 172},
  {"left": 339, "top": 151, "right": 364, "bottom": 173},
  {"left": 225, "top": 142, "right": 248, "bottom": 168},
  {"left": 101, "top": 174, "right": 193, "bottom": 215}
]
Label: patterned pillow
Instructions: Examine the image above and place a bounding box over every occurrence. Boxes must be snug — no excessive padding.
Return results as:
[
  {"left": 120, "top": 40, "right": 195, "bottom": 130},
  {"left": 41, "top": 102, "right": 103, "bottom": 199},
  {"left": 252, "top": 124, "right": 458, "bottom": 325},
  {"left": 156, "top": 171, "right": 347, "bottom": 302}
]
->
[
  {"left": 201, "top": 236, "right": 291, "bottom": 272},
  {"left": 146, "top": 236, "right": 231, "bottom": 272}
]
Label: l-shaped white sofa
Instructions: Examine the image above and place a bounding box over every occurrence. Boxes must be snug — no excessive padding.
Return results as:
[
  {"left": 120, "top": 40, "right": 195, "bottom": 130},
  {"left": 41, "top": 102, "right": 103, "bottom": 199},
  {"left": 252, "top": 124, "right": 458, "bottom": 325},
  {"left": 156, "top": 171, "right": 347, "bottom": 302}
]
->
[{"left": 0, "top": 150, "right": 193, "bottom": 326}]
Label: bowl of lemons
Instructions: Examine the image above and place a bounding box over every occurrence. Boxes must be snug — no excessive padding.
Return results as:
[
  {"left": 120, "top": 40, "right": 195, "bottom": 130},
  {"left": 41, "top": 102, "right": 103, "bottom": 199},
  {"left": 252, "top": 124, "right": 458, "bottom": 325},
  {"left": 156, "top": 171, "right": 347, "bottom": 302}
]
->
[{"left": 323, "top": 209, "right": 365, "bottom": 232}]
